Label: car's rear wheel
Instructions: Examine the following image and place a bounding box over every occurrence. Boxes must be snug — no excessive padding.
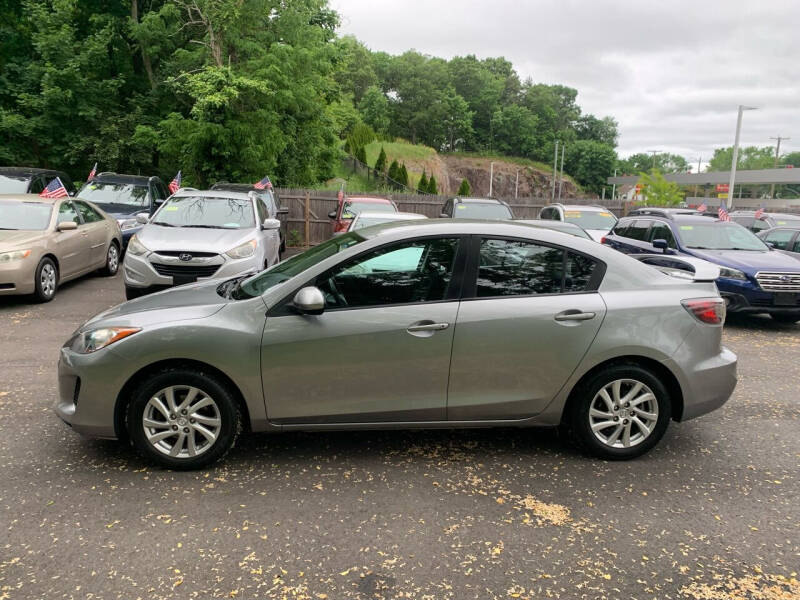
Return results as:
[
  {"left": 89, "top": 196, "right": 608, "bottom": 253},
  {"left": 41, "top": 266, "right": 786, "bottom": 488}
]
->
[
  {"left": 770, "top": 313, "right": 800, "bottom": 324},
  {"left": 33, "top": 257, "right": 58, "bottom": 302},
  {"left": 127, "top": 368, "right": 241, "bottom": 470},
  {"left": 569, "top": 365, "right": 670, "bottom": 460},
  {"left": 101, "top": 242, "right": 120, "bottom": 276}
]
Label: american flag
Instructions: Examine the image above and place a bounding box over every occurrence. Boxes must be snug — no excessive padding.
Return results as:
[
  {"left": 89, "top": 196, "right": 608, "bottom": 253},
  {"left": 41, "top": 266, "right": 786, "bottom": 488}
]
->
[
  {"left": 168, "top": 170, "right": 182, "bottom": 194},
  {"left": 754, "top": 206, "right": 764, "bottom": 219},
  {"left": 254, "top": 175, "right": 272, "bottom": 190},
  {"left": 40, "top": 177, "right": 69, "bottom": 199},
  {"left": 87, "top": 162, "right": 97, "bottom": 181},
  {"left": 697, "top": 202, "right": 707, "bottom": 213},
  {"left": 718, "top": 202, "right": 730, "bottom": 221}
]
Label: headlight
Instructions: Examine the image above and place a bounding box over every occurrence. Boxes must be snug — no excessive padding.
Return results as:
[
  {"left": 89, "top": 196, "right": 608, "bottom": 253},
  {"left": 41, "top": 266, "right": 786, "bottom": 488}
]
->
[
  {"left": 117, "top": 218, "right": 138, "bottom": 231},
  {"left": 69, "top": 327, "right": 141, "bottom": 354},
  {"left": 0, "top": 249, "right": 31, "bottom": 263},
  {"left": 127, "top": 235, "right": 149, "bottom": 256},
  {"left": 226, "top": 239, "right": 257, "bottom": 259},
  {"left": 718, "top": 267, "right": 747, "bottom": 281}
]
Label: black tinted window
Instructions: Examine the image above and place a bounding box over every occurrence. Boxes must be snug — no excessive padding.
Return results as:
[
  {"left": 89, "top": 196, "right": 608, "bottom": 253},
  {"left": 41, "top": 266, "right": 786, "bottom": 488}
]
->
[
  {"left": 613, "top": 220, "right": 632, "bottom": 237},
  {"left": 29, "top": 178, "right": 45, "bottom": 194},
  {"left": 476, "top": 239, "right": 564, "bottom": 297},
  {"left": 564, "top": 252, "right": 599, "bottom": 292},
  {"left": 626, "top": 220, "right": 650, "bottom": 241},
  {"left": 648, "top": 222, "right": 676, "bottom": 248},
  {"left": 765, "top": 229, "right": 794, "bottom": 250},
  {"left": 318, "top": 237, "right": 459, "bottom": 309}
]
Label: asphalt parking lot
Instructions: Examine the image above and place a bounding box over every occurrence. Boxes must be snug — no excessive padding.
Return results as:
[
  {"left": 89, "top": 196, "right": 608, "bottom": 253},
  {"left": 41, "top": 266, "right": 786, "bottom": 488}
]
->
[{"left": 1, "top": 271, "right": 798, "bottom": 600}]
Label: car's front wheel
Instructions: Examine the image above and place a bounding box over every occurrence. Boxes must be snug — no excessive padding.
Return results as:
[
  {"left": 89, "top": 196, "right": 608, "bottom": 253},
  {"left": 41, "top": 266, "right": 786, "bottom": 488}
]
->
[
  {"left": 101, "top": 242, "right": 120, "bottom": 276},
  {"left": 127, "top": 368, "right": 241, "bottom": 470},
  {"left": 33, "top": 257, "right": 58, "bottom": 302},
  {"left": 568, "top": 364, "right": 671, "bottom": 460}
]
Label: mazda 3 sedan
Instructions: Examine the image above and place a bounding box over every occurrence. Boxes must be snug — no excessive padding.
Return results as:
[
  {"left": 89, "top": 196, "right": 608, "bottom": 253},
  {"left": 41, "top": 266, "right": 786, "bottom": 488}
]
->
[{"left": 56, "top": 221, "right": 737, "bottom": 469}]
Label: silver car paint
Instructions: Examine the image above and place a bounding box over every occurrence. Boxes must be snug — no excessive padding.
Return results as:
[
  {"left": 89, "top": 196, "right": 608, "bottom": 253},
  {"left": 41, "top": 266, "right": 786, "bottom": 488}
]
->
[{"left": 55, "top": 220, "right": 737, "bottom": 440}]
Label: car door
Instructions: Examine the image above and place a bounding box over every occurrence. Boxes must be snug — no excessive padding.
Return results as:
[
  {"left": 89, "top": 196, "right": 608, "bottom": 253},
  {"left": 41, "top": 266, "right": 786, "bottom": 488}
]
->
[
  {"left": 53, "top": 200, "right": 89, "bottom": 278},
  {"left": 73, "top": 200, "right": 109, "bottom": 266},
  {"left": 260, "top": 236, "right": 465, "bottom": 423},
  {"left": 255, "top": 196, "right": 279, "bottom": 266},
  {"left": 447, "top": 237, "right": 606, "bottom": 420}
]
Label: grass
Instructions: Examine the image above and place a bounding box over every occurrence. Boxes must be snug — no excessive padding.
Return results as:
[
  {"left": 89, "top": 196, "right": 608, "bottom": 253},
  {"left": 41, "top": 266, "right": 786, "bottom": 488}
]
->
[
  {"left": 443, "top": 151, "right": 556, "bottom": 174},
  {"left": 364, "top": 140, "right": 437, "bottom": 168}
]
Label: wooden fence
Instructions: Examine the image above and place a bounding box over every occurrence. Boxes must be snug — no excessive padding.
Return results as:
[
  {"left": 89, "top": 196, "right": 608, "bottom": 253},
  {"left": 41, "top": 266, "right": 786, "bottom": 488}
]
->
[{"left": 274, "top": 187, "right": 627, "bottom": 247}]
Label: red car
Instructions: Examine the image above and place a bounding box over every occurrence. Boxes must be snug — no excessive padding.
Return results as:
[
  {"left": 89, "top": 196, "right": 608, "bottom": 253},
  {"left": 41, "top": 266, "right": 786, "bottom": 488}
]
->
[{"left": 328, "top": 196, "right": 398, "bottom": 234}]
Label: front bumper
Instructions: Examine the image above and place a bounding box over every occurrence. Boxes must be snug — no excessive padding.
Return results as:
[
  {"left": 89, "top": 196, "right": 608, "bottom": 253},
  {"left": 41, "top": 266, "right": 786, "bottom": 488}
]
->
[
  {"left": 54, "top": 346, "right": 130, "bottom": 439},
  {"left": 0, "top": 255, "right": 37, "bottom": 295},
  {"left": 720, "top": 290, "right": 800, "bottom": 315},
  {"left": 123, "top": 251, "right": 261, "bottom": 289}
]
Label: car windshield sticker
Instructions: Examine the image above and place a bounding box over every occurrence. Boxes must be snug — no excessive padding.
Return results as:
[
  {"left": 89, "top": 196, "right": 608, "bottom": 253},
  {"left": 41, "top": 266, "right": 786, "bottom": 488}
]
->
[
  {"left": 164, "top": 205, "right": 179, "bottom": 211},
  {"left": 564, "top": 211, "right": 581, "bottom": 218},
  {"left": 457, "top": 204, "right": 467, "bottom": 209},
  {"left": 680, "top": 225, "right": 693, "bottom": 230},
  {"left": 599, "top": 212, "right": 612, "bottom": 217},
  {"left": 777, "top": 221, "right": 787, "bottom": 225}
]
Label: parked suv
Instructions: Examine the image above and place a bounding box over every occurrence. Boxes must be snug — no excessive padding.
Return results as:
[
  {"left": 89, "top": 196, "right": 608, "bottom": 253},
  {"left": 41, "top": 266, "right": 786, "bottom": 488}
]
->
[
  {"left": 329, "top": 196, "right": 397, "bottom": 234},
  {"left": 78, "top": 173, "right": 170, "bottom": 250},
  {"left": 730, "top": 210, "right": 800, "bottom": 233},
  {"left": 440, "top": 197, "right": 514, "bottom": 219},
  {"left": 538, "top": 204, "right": 617, "bottom": 241},
  {"left": 211, "top": 182, "right": 288, "bottom": 256},
  {"left": 0, "top": 167, "right": 77, "bottom": 196},
  {"left": 603, "top": 208, "right": 800, "bottom": 323}
]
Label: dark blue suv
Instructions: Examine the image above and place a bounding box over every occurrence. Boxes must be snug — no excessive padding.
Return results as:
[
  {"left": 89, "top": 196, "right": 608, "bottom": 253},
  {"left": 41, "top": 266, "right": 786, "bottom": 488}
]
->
[{"left": 602, "top": 208, "right": 800, "bottom": 323}]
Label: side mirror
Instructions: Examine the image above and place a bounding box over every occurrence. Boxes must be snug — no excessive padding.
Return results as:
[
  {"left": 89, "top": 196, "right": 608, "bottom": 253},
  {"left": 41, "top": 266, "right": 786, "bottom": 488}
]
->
[
  {"left": 57, "top": 221, "right": 78, "bottom": 231},
  {"left": 136, "top": 213, "right": 150, "bottom": 224},
  {"left": 766, "top": 242, "right": 775, "bottom": 249},
  {"left": 652, "top": 239, "right": 668, "bottom": 252},
  {"left": 277, "top": 206, "right": 289, "bottom": 215},
  {"left": 328, "top": 210, "right": 337, "bottom": 220},
  {"left": 261, "top": 218, "right": 281, "bottom": 230},
  {"left": 292, "top": 286, "right": 325, "bottom": 315},
  {"left": 440, "top": 212, "right": 449, "bottom": 218}
]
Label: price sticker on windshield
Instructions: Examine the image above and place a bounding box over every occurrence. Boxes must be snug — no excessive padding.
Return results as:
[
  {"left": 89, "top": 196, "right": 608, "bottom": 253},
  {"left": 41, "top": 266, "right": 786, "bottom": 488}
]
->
[
  {"left": 457, "top": 204, "right": 467, "bottom": 210},
  {"left": 599, "top": 212, "right": 611, "bottom": 217},
  {"left": 680, "top": 225, "right": 694, "bottom": 230},
  {"left": 564, "top": 211, "right": 582, "bottom": 218},
  {"left": 164, "top": 205, "right": 179, "bottom": 211}
]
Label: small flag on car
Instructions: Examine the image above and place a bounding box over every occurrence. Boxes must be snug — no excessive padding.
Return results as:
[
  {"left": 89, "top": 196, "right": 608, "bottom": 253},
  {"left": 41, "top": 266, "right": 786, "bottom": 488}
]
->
[
  {"left": 754, "top": 206, "right": 764, "bottom": 219},
  {"left": 254, "top": 175, "right": 272, "bottom": 190},
  {"left": 697, "top": 202, "right": 707, "bottom": 213},
  {"left": 40, "top": 177, "right": 69, "bottom": 199},
  {"left": 718, "top": 202, "right": 730, "bottom": 222},
  {"left": 168, "top": 170, "right": 182, "bottom": 194},
  {"left": 87, "top": 162, "right": 97, "bottom": 181}
]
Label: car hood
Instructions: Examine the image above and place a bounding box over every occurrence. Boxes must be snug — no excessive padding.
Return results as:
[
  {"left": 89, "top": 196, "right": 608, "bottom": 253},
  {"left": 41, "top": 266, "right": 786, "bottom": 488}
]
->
[
  {"left": 80, "top": 279, "right": 238, "bottom": 331},
  {"left": 0, "top": 229, "right": 48, "bottom": 249},
  {"left": 137, "top": 224, "right": 255, "bottom": 254},
  {"left": 688, "top": 248, "right": 800, "bottom": 272}
]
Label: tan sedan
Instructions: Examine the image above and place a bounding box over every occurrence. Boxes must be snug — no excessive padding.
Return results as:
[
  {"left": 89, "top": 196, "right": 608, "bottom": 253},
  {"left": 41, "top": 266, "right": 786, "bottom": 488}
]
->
[{"left": 0, "top": 195, "right": 122, "bottom": 302}]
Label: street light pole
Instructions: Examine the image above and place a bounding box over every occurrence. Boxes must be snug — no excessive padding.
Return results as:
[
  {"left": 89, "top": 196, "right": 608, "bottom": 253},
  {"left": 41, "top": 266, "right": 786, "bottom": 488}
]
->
[
  {"left": 647, "top": 150, "right": 661, "bottom": 169},
  {"left": 489, "top": 161, "right": 495, "bottom": 197},
  {"left": 515, "top": 168, "right": 520, "bottom": 199},
  {"left": 550, "top": 141, "right": 559, "bottom": 204},
  {"left": 557, "top": 144, "right": 565, "bottom": 202},
  {"left": 727, "top": 105, "right": 758, "bottom": 210}
]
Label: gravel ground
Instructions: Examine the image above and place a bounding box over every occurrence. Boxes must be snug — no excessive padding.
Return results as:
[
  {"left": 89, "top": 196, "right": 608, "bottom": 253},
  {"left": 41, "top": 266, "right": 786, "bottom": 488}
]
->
[{"left": 1, "top": 271, "right": 798, "bottom": 600}]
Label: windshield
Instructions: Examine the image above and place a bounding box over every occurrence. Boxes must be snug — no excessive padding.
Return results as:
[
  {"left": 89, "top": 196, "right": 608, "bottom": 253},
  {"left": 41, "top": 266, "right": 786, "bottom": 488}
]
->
[
  {"left": 562, "top": 210, "right": 617, "bottom": 230},
  {"left": 342, "top": 201, "right": 395, "bottom": 218},
  {"left": 454, "top": 203, "right": 513, "bottom": 219},
  {"left": 234, "top": 232, "right": 365, "bottom": 298},
  {"left": 772, "top": 216, "right": 800, "bottom": 226},
  {"left": 678, "top": 222, "right": 768, "bottom": 250},
  {"left": 152, "top": 196, "right": 255, "bottom": 229},
  {"left": 78, "top": 182, "right": 149, "bottom": 208},
  {"left": 0, "top": 201, "right": 53, "bottom": 230},
  {"left": 0, "top": 175, "right": 31, "bottom": 194}
]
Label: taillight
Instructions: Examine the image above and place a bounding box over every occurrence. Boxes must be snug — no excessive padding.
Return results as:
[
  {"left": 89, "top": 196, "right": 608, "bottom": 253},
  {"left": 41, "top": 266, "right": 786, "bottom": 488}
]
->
[{"left": 681, "top": 298, "right": 725, "bottom": 324}]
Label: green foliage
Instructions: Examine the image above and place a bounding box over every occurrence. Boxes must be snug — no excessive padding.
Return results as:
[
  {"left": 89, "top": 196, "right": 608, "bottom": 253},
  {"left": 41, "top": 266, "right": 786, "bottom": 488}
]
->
[
  {"left": 374, "top": 146, "right": 387, "bottom": 173},
  {"left": 707, "top": 146, "right": 775, "bottom": 171},
  {"left": 387, "top": 159, "right": 400, "bottom": 183},
  {"left": 346, "top": 122, "right": 375, "bottom": 153},
  {"left": 619, "top": 153, "right": 689, "bottom": 174},
  {"left": 418, "top": 171, "right": 428, "bottom": 193},
  {"left": 457, "top": 178, "right": 471, "bottom": 195},
  {"left": 637, "top": 170, "right": 684, "bottom": 206},
  {"left": 491, "top": 105, "right": 539, "bottom": 158},
  {"left": 399, "top": 163, "right": 409, "bottom": 187},
  {"left": 358, "top": 85, "right": 390, "bottom": 134},
  {"left": 576, "top": 115, "right": 619, "bottom": 147},
  {"left": 564, "top": 140, "right": 616, "bottom": 195},
  {"left": 427, "top": 175, "right": 438, "bottom": 195},
  {"left": 355, "top": 145, "right": 367, "bottom": 164}
]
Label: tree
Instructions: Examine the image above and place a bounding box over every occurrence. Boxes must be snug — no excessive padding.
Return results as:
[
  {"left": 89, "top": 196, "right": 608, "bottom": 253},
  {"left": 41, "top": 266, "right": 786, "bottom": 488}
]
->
[
  {"left": 707, "top": 146, "right": 774, "bottom": 171},
  {"left": 564, "top": 140, "right": 617, "bottom": 195},
  {"left": 417, "top": 171, "right": 428, "bottom": 193},
  {"left": 457, "top": 178, "right": 471, "bottom": 195},
  {"left": 576, "top": 115, "right": 619, "bottom": 148},
  {"left": 374, "top": 146, "right": 387, "bottom": 173},
  {"left": 399, "top": 163, "right": 409, "bottom": 187},
  {"left": 490, "top": 105, "right": 540, "bottom": 158},
  {"left": 387, "top": 159, "right": 400, "bottom": 184},
  {"left": 637, "top": 170, "right": 683, "bottom": 206},
  {"left": 358, "top": 85, "right": 390, "bottom": 134},
  {"left": 427, "top": 175, "right": 438, "bottom": 195},
  {"left": 333, "top": 36, "right": 378, "bottom": 103},
  {"left": 355, "top": 145, "right": 367, "bottom": 164},
  {"left": 618, "top": 152, "right": 689, "bottom": 175}
]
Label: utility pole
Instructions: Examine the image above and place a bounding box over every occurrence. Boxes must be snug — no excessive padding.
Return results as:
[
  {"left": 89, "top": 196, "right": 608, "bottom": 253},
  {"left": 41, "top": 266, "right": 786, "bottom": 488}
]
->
[
  {"left": 647, "top": 150, "right": 661, "bottom": 169},
  {"left": 489, "top": 161, "right": 495, "bottom": 197},
  {"left": 557, "top": 144, "right": 565, "bottom": 202},
  {"left": 550, "top": 141, "right": 559, "bottom": 204},
  {"left": 727, "top": 105, "right": 758, "bottom": 210},
  {"left": 769, "top": 135, "right": 790, "bottom": 199},
  {"left": 514, "top": 168, "right": 520, "bottom": 199},
  {"left": 694, "top": 157, "right": 701, "bottom": 197}
]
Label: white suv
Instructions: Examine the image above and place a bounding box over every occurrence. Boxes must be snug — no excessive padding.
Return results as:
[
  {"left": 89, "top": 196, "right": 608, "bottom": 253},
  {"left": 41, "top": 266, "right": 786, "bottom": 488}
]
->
[{"left": 538, "top": 204, "right": 618, "bottom": 241}]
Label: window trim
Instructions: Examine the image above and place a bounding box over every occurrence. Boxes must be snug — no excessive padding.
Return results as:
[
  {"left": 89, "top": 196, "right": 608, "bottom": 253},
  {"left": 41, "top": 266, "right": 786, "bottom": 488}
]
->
[
  {"left": 56, "top": 200, "right": 84, "bottom": 225},
  {"left": 461, "top": 234, "right": 607, "bottom": 301}
]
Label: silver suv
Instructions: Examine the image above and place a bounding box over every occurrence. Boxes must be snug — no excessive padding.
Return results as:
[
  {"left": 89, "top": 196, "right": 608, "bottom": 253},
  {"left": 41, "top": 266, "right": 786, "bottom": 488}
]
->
[
  {"left": 538, "top": 204, "right": 618, "bottom": 241},
  {"left": 122, "top": 189, "right": 281, "bottom": 299}
]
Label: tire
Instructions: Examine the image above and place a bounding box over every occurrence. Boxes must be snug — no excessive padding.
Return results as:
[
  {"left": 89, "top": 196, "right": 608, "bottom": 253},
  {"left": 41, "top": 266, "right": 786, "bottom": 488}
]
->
[
  {"left": 125, "top": 285, "right": 146, "bottom": 301},
  {"left": 101, "top": 242, "right": 120, "bottom": 276},
  {"left": 770, "top": 313, "right": 800, "bottom": 324},
  {"left": 127, "top": 367, "right": 242, "bottom": 470},
  {"left": 568, "top": 364, "right": 671, "bottom": 460},
  {"left": 33, "top": 257, "right": 58, "bottom": 302}
]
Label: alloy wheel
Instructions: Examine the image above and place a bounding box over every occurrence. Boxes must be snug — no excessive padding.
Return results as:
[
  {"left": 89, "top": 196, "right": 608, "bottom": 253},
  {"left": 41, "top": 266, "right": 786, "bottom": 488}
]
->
[
  {"left": 40, "top": 263, "right": 56, "bottom": 298},
  {"left": 142, "top": 386, "right": 221, "bottom": 458},
  {"left": 588, "top": 378, "right": 659, "bottom": 449},
  {"left": 107, "top": 245, "right": 119, "bottom": 273}
]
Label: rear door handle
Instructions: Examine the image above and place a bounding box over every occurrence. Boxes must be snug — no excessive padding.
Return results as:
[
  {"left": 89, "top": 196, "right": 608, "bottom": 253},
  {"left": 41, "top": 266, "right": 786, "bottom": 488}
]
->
[
  {"left": 554, "top": 310, "right": 596, "bottom": 322},
  {"left": 407, "top": 322, "right": 449, "bottom": 332}
]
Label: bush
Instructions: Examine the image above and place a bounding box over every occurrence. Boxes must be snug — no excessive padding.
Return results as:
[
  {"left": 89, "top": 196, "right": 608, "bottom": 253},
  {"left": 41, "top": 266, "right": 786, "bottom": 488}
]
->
[
  {"left": 355, "top": 145, "right": 367, "bottom": 164},
  {"left": 427, "top": 175, "right": 438, "bottom": 195},
  {"left": 457, "top": 178, "right": 470, "bottom": 195},
  {"left": 418, "top": 171, "right": 428, "bottom": 193},
  {"left": 399, "top": 163, "right": 409, "bottom": 187},
  {"left": 387, "top": 159, "right": 400, "bottom": 185},
  {"left": 374, "top": 146, "right": 387, "bottom": 173}
]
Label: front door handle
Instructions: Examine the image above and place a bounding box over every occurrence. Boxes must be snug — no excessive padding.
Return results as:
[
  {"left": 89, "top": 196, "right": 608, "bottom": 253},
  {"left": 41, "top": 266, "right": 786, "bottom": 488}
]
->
[
  {"left": 554, "top": 310, "right": 596, "bottom": 322},
  {"left": 407, "top": 322, "right": 450, "bottom": 332}
]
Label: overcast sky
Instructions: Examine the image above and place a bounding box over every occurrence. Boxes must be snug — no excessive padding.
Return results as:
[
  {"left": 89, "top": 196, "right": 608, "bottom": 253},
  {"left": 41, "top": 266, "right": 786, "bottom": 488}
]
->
[{"left": 332, "top": 0, "right": 799, "bottom": 169}]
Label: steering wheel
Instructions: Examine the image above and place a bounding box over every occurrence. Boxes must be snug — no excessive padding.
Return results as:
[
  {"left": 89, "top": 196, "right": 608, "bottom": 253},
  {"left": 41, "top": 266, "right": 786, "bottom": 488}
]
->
[{"left": 327, "top": 276, "right": 348, "bottom": 307}]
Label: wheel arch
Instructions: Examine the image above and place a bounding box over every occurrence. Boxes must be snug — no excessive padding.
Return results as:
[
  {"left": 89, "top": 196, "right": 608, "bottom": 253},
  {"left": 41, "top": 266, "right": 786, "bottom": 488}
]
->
[
  {"left": 41, "top": 252, "right": 60, "bottom": 272},
  {"left": 114, "top": 358, "right": 252, "bottom": 440},
  {"left": 562, "top": 355, "right": 685, "bottom": 423}
]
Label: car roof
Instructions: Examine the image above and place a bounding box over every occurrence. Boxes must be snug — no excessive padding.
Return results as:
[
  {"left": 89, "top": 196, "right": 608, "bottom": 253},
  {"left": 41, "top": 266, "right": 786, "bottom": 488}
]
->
[
  {"left": 91, "top": 172, "right": 153, "bottom": 185},
  {"left": 0, "top": 166, "right": 66, "bottom": 178},
  {"left": 211, "top": 182, "right": 271, "bottom": 192},
  {"left": 453, "top": 197, "right": 504, "bottom": 204},
  {"left": 517, "top": 219, "right": 581, "bottom": 229},
  {"left": 0, "top": 193, "right": 59, "bottom": 205},
  {"left": 356, "top": 211, "right": 426, "bottom": 219},
  {"left": 169, "top": 189, "right": 253, "bottom": 201},
  {"left": 345, "top": 196, "right": 392, "bottom": 203},
  {"left": 730, "top": 210, "right": 800, "bottom": 219}
]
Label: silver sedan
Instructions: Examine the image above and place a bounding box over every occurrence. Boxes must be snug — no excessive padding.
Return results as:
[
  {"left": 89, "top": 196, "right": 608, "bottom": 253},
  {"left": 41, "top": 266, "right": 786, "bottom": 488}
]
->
[{"left": 55, "top": 220, "right": 737, "bottom": 469}]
